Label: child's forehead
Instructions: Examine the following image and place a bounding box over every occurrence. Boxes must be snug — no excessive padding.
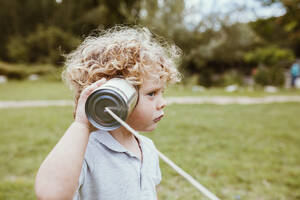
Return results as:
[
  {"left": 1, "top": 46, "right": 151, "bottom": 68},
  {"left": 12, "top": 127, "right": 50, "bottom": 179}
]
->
[{"left": 140, "top": 77, "right": 166, "bottom": 90}]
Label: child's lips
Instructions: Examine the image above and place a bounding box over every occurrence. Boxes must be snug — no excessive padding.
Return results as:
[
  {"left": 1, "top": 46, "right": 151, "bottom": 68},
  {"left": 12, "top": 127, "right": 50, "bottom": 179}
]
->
[{"left": 153, "top": 115, "right": 164, "bottom": 123}]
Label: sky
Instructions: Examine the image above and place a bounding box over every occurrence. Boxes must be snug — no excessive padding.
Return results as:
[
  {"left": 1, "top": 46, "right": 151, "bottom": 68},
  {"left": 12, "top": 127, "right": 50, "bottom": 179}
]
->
[{"left": 184, "top": 0, "right": 286, "bottom": 28}]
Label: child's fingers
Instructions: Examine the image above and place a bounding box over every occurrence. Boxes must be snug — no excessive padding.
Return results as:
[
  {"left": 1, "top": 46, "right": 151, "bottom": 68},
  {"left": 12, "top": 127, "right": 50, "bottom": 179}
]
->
[{"left": 80, "top": 78, "right": 107, "bottom": 99}]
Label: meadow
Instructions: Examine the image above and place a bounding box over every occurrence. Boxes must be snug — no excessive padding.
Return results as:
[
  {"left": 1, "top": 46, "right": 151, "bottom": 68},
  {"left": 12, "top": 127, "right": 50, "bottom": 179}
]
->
[
  {"left": 1, "top": 80, "right": 300, "bottom": 100},
  {"left": 0, "top": 80, "right": 300, "bottom": 199}
]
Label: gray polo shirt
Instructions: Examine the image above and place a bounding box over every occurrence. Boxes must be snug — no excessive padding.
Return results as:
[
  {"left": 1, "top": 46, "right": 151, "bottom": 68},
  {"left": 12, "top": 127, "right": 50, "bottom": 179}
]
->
[{"left": 73, "top": 129, "right": 161, "bottom": 200}]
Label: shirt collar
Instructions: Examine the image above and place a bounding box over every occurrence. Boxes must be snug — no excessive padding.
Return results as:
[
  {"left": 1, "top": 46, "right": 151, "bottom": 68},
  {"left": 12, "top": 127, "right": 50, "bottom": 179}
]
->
[
  {"left": 92, "top": 130, "right": 129, "bottom": 153},
  {"left": 92, "top": 130, "right": 143, "bottom": 159}
]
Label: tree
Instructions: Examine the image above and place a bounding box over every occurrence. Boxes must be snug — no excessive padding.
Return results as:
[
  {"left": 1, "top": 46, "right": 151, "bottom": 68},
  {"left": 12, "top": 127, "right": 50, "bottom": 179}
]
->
[
  {"left": 0, "top": 0, "right": 142, "bottom": 63},
  {"left": 255, "top": 0, "right": 300, "bottom": 56},
  {"left": 0, "top": 0, "right": 57, "bottom": 60},
  {"left": 53, "top": 0, "right": 142, "bottom": 36}
]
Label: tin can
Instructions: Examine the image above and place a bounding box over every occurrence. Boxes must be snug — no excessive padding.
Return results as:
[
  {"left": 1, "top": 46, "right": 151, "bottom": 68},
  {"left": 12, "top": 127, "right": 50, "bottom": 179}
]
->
[{"left": 85, "top": 78, "right": 138, "bottom": 131}]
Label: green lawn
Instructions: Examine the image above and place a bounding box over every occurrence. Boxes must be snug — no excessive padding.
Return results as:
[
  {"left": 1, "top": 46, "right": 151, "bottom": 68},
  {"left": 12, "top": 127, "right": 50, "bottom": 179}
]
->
[
  {"left": 1, "top": 80, "right": 300, "bottom": 101},
  {"left": 0, "top": 81, "right": 73, "bottom": 101},
  {"left": 165, "top": 84, "right": 300, "bottom": 97},
  {"left": 0, "top": 103, "right": 299, "bottom": 200}
]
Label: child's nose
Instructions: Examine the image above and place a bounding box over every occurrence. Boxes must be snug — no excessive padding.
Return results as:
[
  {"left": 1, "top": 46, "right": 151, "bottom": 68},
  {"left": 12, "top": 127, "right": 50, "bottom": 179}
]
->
[{"left": 157, "top": 97, "right": 167, "bottom": 110}]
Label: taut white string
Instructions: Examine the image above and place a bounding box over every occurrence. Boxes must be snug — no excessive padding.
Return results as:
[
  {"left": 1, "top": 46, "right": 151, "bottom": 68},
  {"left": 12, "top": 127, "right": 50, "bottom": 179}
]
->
[{"left": 105, "top": 107, "right": 220, "bottom": 200}]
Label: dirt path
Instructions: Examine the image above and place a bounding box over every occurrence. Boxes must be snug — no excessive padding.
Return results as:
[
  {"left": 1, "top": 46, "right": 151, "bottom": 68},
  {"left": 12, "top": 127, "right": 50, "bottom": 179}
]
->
[{"left": 1, "top": 96, "right": 300, "bottom": 109}]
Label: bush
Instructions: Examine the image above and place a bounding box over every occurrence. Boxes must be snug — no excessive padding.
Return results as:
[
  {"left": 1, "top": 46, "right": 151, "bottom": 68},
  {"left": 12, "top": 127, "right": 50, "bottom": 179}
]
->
[
  {"left": 254, "top": 67, "right": 269, "bottom": 86},
  {"left": 0, "top": 62, "right": 57, "bottom": 80},
  {"left": 244, "top": 45, "right": 295, "bottom": 67},
  {"left": 197, "top": 69, "right": 213, "bottom": 87},
  {"left": 221, "top": 70, "right": 244, "bottom": 86},
  {"left": 268, "top": 66, "right": 285, "bottom": 86},
  {"left": 254, "top": 66, "right": 285, "bottom": 86},
  {"left": 6, "top": 37, "right": 29, "bottom": 63},
  {"left": 7, "top": 26, "right": 80, "bottom": 65}
]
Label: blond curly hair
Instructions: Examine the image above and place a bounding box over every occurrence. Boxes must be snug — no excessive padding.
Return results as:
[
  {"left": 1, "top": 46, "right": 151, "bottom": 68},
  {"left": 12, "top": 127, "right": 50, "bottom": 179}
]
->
[{"left": 62, "top": 25, "right": 182, "bottom": 113}]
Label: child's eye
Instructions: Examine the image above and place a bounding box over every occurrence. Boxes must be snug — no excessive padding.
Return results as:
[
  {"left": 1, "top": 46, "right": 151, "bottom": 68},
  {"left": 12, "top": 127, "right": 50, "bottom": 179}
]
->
[{"left": 147, "top": 91, "right": 156, "bottom": 96}]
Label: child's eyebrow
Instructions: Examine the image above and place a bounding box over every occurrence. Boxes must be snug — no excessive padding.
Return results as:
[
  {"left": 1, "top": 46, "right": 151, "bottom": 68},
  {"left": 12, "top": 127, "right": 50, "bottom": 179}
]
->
[
  {"left": 147, "top": 86, "right": 164, "bottom": 91},
  {"left": 149, "top": 86, "right": 164, "bottom": 90}
]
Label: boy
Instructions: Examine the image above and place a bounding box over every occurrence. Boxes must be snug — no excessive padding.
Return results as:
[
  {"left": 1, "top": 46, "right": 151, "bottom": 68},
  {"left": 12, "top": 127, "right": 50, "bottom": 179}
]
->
[{"left": 35, "top": 26, "right": 181, "bottom": 200}]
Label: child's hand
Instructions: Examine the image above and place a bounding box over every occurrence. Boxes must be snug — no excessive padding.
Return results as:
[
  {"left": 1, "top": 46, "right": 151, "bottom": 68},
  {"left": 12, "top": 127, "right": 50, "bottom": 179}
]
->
[{"left": 74, "top": 78, "right": 107, "bottom": 129}]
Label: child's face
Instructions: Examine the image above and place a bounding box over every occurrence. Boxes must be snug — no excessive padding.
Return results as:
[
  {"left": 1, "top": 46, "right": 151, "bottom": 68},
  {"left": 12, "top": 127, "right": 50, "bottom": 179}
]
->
[{"left": 126, "top": 77, "right": 166, "bottom": 132}]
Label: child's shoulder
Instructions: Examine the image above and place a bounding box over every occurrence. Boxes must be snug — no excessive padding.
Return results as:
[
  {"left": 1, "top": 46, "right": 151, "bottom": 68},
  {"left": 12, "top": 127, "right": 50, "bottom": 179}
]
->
[
  {"left": 138, "top": 134, "right": 154, "bottom": 144},
  {"left": 138, "top": 134, "right": 157, "bottom": 151}
]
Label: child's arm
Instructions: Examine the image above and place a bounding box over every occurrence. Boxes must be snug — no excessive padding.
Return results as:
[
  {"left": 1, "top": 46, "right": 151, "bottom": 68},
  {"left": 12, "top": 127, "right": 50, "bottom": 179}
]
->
[{"left": 35, "top": 78, "right": 106, "bottom": 200}]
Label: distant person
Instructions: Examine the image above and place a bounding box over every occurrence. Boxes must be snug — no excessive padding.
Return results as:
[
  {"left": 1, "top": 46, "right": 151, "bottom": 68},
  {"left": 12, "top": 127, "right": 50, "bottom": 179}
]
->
[
  {"left": 291, "top": 61, "right": 300, "bottom": 88},
  {"left": 35, "top": 26, "right": 182, "bottom": 200}
]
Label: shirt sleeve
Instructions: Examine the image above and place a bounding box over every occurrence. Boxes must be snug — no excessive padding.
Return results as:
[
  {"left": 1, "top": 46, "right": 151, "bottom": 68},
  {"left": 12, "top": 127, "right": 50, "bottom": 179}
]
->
[{"left": 72, "top": 160, "right": 87, "bottom": 200}]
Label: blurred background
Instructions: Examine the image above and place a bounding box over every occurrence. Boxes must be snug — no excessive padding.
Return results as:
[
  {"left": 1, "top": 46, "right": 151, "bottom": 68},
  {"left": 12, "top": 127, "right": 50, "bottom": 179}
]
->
[
  {"left": 0, "top": 0, "right": 300, "bottom": 200},
  {"left": 0, "top": 0, "right": 299, "bottom": 88}
]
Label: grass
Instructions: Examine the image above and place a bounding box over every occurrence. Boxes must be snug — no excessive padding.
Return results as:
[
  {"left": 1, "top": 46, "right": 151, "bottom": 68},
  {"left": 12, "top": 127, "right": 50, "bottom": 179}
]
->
[
  {"left": 0, "top": 80, "right": 73, "bottom": 100},
  {"left": 150, "top": 104, "right": 300, "bottom": 200},
  {"left": 0, "top": 103, "right": 300, "bottom": 200},
  {"left": 165, "top": 84, "right": 300, "bottom": 97},
  {"left": 1, "top": 80, "right": 300, "bottom": 101}
]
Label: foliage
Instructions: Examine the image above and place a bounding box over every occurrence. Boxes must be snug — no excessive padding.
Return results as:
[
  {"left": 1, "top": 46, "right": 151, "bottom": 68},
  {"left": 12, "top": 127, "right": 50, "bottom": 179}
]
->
[
  {"left": 197, "top": 70, "right": 244, "bottom": 87},
  {"left": 254, "top": 67, "right": 269, "bottom": 86},
  {"left": 139, "top": 0, "right": 185, "bottom": 37},
  {"left": 221, "top": 70, "right": 244, "bottom": 86},
  {"left": 0, "top": 0, "right": 57, "bottom": 60},
  {"left": 197, "top": 68, "right": 214, "bottom": 87},
  {"left": 244, "top": 45, "right": 295, "bottom": 67},
  {"left": 250, "top": 17, "right": 287, "bottom": 45},
  {"left": 7, "top": 26, "right": 80, "bottom": 65},
  {"left": 0, "top": 0, "right": 141, "bottom": 62},
  {"left": 0, "top": 62, "right": 57, "bottom": 80},
  {"left": 52, "top": 0, "right": 141, "bottom": 35},
  {"left": 254, "top": 66, "right": 285, "bottom": 86},
  {"left": 0, "top": 0, "right": 300, "bottom": 86},
  {"left": 178, "top": 23, "right": 259, "bottom": 85},
  {"left": 254, "top": 0, "right": 300, "bottom": 56}
]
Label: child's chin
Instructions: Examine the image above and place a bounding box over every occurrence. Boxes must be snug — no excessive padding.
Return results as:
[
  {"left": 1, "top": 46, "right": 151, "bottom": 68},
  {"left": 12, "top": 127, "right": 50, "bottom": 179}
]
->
[{"left": 138, "top": 124, "right": 157, "bottom": 132}]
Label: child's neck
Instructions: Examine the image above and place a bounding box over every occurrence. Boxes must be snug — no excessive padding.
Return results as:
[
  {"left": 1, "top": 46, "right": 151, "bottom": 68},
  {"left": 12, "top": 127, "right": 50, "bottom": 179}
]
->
[
  {"left": 109, "top": 127, "right": 142, "bottom": 160},
  {"left": 109, "top": 127, "right": 135, "bottom": 144}
]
